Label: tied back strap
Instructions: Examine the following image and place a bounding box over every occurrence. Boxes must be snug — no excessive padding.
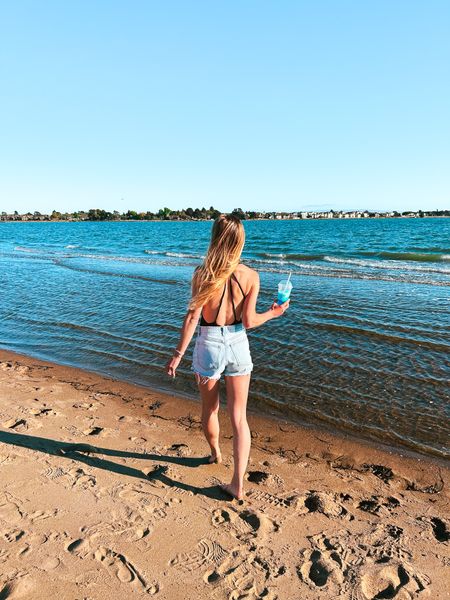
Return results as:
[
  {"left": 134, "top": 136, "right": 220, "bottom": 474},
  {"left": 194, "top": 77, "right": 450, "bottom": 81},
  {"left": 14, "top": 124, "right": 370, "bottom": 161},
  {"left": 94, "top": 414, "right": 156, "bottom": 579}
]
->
[
  {"left": 231, "top": 272, "right": 247, "bottom": 298},
  {"left": 214, "top": 282, "right": 228, "bottom": 323},
  {"left": 230, "top": 276, "right": 238, "bottom": 322}
]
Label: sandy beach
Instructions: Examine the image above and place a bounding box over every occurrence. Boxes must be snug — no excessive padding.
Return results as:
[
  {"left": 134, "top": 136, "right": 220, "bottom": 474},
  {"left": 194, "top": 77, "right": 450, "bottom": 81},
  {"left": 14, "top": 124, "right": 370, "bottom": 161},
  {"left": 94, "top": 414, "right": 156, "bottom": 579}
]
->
[{"left": 0, "top": 349, "right": 448, "bottom": 599}]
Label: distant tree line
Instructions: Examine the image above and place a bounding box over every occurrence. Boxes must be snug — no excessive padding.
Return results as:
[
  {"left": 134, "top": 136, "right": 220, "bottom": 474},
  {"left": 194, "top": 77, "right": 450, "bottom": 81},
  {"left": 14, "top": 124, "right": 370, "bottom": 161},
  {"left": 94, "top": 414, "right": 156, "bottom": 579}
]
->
[
  {"left": 85, "top": 206, "right": 227, "bottom": 221},
  {"left": 1, "top": 207, "right": 449, "bottom": 222}
]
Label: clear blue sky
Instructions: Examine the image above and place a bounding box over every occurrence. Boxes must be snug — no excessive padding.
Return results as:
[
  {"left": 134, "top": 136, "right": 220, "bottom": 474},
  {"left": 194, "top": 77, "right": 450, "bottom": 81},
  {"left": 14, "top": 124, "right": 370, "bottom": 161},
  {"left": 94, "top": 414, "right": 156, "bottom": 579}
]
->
[{"left": 0, "top": 1, "right": 449, "bottom": 214}]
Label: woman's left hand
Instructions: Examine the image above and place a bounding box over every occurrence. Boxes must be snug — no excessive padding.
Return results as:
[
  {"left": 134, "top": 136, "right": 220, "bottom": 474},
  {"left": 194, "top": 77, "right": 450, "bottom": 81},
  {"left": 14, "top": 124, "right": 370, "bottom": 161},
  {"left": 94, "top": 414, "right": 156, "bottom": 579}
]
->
[{"left": 166, "top": 354, "right": 182, "bottom": 378}]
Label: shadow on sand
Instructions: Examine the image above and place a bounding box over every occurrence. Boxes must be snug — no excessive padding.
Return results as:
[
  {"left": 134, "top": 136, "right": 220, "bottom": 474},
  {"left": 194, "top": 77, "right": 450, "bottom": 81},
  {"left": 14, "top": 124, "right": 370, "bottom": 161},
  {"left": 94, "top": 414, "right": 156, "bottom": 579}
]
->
[{"left": 0, "top": 430, "right": 238, "bottom": 502}]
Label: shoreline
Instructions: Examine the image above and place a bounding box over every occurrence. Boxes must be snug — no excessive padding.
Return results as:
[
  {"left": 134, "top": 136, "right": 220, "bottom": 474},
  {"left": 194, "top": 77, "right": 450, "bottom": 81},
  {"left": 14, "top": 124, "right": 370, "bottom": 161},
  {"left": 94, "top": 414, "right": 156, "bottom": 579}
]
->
[
  {"left": 0, "top": 347, "right": 448, "bottom": 598},
  {"left": 2, "top": 215, "right": 450, "bottom": 223},
  {"left": 1, "top": 348, "right": 448, "bottom": 468}
]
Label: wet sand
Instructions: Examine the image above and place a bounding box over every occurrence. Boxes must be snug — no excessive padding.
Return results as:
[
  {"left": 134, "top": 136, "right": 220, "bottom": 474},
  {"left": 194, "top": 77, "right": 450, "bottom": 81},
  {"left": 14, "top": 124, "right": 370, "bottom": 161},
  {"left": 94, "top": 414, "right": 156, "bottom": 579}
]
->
[{"left": 0, "top": 349, "right": 448, "bottom": 599}]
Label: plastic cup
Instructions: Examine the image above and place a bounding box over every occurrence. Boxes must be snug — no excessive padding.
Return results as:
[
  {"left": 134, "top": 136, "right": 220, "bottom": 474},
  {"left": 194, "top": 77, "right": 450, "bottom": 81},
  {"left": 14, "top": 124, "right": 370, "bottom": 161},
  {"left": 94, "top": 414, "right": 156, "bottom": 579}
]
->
[{"left": 277, "top": 279, "right": 293, "bottom": 305}]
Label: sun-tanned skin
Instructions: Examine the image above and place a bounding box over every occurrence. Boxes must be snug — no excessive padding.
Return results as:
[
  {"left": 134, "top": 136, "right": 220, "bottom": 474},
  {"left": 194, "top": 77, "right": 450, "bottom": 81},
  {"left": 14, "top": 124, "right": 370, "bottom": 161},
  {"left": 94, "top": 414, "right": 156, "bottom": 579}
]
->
[{"left": 166, "top": 263, "right": 289, "bottom": 501}]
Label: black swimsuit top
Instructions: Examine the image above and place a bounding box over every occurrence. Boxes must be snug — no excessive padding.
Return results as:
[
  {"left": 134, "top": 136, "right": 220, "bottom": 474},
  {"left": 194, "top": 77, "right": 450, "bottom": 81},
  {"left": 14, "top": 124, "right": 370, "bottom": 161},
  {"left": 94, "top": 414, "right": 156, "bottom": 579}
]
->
[{"left": 200, "top": 272, "right": 247, "bottom": 326}]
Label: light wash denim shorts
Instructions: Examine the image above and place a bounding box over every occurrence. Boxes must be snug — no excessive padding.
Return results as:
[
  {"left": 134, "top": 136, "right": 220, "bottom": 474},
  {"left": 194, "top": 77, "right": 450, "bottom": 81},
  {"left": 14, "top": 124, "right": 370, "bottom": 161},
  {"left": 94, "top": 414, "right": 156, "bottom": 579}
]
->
[{"left": 191, "top": 323, "right": 253, "bottom": 384}]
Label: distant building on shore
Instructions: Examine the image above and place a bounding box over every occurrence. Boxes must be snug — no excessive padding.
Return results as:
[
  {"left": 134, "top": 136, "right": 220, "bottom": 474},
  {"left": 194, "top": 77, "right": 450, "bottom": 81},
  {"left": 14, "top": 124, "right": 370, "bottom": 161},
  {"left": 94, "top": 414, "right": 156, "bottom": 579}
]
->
[{"left": 0, "top": 208, "right": 448, "bottom": 222}]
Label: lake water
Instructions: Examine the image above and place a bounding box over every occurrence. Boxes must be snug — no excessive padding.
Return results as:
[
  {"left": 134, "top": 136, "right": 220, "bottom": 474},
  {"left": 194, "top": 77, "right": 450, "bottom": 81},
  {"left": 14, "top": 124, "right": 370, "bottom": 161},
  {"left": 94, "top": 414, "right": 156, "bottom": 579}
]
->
[{"left": 1, "top": 218, "right": 449, "bottom": 458}]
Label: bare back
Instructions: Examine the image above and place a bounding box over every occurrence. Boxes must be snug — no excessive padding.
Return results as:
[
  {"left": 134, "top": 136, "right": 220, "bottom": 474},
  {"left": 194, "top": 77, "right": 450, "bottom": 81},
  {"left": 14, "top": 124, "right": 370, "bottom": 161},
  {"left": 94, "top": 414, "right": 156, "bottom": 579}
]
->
[{"left": 199, "top": 264, "right": 255, "bottom": 327}]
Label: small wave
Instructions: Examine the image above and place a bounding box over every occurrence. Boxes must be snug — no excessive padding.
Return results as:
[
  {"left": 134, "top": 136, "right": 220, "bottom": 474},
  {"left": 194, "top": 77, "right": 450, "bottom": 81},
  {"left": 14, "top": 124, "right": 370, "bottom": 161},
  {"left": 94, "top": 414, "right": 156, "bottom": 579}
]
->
[
  {"left": 14, "top": 245, "right": 40, "bottom": 253},
  {"left": 258, "top": 252, "right": 324, "bottom": 260},
  {"left": 245, "top": 259, "right": 450, "bottom": 286},
  {"left": 147, "top": 249, "right": 204, "bottom": 259},
  {"left": 260, "top": 252, "right": 287, "bottom": 259},
  {"left": 360, "top": 251, "right": 450, "bottom": 263},
  {"left": 66, "top": 253, "right": 148, "bottom": 264},
  {"left": 165, "top": 251, "right": 205, "bottom": 259},
  {"left": 323, "top": 256, "right": 450, "bottom": 274},
  {"left": 251, "top": 257, "right": 286, "bottom": 264},
  {"left": 311, "top": 322, "right": 450, "bottom": 352},
  {"left": 54, "top": 259, "right": 181, "bottom": 284},
  {"left": 65, "top": 244, "right": 79, "bottom": 249}
]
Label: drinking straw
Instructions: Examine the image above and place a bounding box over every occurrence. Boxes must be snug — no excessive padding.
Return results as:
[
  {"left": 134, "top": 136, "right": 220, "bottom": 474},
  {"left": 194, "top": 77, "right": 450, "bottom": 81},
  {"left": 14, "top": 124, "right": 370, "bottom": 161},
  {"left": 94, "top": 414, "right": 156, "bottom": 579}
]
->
[{"left": 285, "top": 271, "right": 292, "bottom": 289}]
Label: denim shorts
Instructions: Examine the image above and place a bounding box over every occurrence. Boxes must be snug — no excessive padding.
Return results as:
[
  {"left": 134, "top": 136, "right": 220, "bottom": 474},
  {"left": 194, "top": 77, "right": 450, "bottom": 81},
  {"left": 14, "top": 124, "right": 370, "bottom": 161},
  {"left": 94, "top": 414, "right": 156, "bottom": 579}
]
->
[{"left": 191, "top": 322, "right": 253, "bottom": 383}]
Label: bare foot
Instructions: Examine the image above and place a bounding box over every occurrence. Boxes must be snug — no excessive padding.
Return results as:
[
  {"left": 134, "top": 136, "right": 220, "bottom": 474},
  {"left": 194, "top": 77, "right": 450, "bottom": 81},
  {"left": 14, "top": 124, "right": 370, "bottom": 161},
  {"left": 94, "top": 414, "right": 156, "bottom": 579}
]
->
[
  {"left": 219, "top": 482, "right": 244, "bottom": 501},
  {"left": 208, "top": 452, "right": 222, "bottom": 464}
]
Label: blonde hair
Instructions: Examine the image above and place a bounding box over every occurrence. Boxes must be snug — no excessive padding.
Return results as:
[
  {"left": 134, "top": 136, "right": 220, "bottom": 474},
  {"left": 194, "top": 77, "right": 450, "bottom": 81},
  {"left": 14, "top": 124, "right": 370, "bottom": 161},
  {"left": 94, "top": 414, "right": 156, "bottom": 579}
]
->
[{"left": 189, "top": 214, "right": 245, "bottom": 310}]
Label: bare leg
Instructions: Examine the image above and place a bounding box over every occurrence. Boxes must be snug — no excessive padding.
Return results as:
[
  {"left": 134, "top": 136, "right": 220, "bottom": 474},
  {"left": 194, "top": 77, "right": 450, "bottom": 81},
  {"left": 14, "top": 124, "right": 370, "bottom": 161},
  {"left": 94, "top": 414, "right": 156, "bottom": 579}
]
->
[
  {"left": 195, "top": 374, "right": 222, "bottom": 463},
  {"left": 220, "top": 373, "right": 251, "bottom": 500}
]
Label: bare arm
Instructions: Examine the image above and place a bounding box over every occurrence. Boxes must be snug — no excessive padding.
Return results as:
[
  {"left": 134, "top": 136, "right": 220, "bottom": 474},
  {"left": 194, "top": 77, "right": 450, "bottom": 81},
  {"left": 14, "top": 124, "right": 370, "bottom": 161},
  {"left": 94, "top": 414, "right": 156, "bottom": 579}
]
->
[
  {"left": 166, "top": 268, "right": 202, "bottom": 377},
  {"left": 242, "top": 271, "right": 289, "bottom": 329},
  {"left": 174, "top": 305, "right": 202, "bottom": 355}
]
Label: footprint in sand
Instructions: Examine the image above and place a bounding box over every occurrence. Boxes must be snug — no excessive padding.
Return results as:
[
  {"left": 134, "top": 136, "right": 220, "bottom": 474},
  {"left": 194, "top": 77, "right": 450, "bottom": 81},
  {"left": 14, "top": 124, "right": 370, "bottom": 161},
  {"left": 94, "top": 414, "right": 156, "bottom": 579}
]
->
[
  {"left": 129, "top": 436, "right": 147, "bottom": 444},
  {"left": 0, "top": 576, "right": 35, "bottom": 599},
  {"left": 42, "top": 466, "right": 65, "bottom": 481},
  {"left": 82, "top": 516, "right": 152, "bottom": 545},
  {"left": 2, "top": 529, "right": 25, "bottom": 543},
  {"left": 94, "top": 546, "right": 159, "bottom": 594},
  {"left": 66, "top": 538, "right": 159, "bottom": 594},
  {"left": 252, "top": 488, "right": 367, "bottom": 529},
  {"left": 362, "top": 463, "right": 394, "bottom": 483},
  {"left": 66, "top": 537, "right": 92, "bottom": 558},
  {"left": 246, "top": 471, "right": 270, "bottom": 484},
  {"left": 352, "top": 562, "right": 431, "bottom": 600},
  {"left": 0, "top": 548, "right": 10, "bottom": 563},
  {"left": 297, "top": 528, "right": 430, "bottom": 598},
  {"left": 417, "top": 515, "right": 449, "bottom": 543},
  {"left": 70, "top": 467, "right": 97, "bottom": 489},
  {"left": 107, "top": 482, "right": 170, "bottom": 526},
  {"left": 0, "top": 492, "right": 25, "bottom": 524},
  {"left": 0, "top": 361, "right": 31, "bottom": 375},
  {"left": 42, "top": 465, "right": 96, "bottom": 490},
  {"left": 13, "top": 531, "right": 50, "bottom": 558},
  {"left": 166, "top": 443, "right": 192, "bottom": 457},
  {"left": 225, "top": 468, "right": 284, "bottom": 490},
  {"left": 26, "top": 509, "right": 59, "bottom": 523},
  {"left": 211, "top": 507, "right": 279, "bottom": 541},
  {"left": 298, "top": 547, "right": 344, "bottom": 592},
  {"left": 83, "top": 426, "right": 104, "bottom": 436},
  {"left": 118, "top": 415, "right": 134, "bottom": 422},
  {"left": 0, "top": 452, "right": 15, "bottom": 467},
  {"left": 29, "top": 406, "right": 54, "bottom": 417},
  {"left": 202, "top": 546, "right": 280, "bottom": 600},
  {"left": 1, "top": 418, "right": 28, "bottom": 431},
  {"left": 169, "top": 538, "right": 228, "bottom": 573},
  {"left": 357, "top": 495, "right": 400, "bottom": 516},
  {"left": 245, "top": 489, "right": 304, "bottom": 514},
  {"left": 2, "top": 491, "right": 56, "bottom": 528},
  {"left": 304, "top": 491, "right": 353, "bottom": 520},
  {"left": 212, "top": 508, "right": 232, "bottom": 526},
  {"left": 73, "top": 402, "right": 100, "bottom": 411}
]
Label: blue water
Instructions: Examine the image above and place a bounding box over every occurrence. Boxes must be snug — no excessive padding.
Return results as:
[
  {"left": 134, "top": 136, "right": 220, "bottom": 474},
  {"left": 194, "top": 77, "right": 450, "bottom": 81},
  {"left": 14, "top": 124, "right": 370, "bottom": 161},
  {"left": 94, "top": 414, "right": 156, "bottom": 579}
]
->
[{"left": 1, "top": 218, "right": 449, "bottom": 458}]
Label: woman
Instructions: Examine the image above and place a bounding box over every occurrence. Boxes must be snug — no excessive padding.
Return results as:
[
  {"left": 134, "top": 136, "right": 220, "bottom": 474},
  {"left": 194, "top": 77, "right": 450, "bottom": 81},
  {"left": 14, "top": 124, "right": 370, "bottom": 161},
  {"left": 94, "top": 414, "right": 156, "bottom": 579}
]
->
[{"left": 165, "top": 214, "right": 290, "bottom": 500}]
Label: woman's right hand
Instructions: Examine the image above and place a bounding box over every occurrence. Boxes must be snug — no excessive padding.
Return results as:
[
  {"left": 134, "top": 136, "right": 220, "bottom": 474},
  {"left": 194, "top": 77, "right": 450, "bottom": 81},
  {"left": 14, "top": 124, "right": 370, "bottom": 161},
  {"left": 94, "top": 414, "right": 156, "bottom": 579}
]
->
[{"left": 270, "top": 299, "right": 290, "bottom": 318}]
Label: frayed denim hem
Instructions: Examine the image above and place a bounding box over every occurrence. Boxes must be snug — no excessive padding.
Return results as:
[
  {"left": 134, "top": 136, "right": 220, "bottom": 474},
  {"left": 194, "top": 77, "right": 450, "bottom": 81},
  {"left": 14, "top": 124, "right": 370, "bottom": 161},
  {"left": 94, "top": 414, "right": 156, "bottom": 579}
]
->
[
  {"left": 223, "top": 367, "right": 253, "bottom": 377},
  {"left": 194, "top": 371, "right": 221, "bottom": 385}
]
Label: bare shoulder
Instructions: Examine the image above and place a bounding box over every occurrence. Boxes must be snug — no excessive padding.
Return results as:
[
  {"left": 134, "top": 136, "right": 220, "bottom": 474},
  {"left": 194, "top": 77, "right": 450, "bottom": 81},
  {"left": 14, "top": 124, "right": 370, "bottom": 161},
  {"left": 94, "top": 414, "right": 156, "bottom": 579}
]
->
[
  {"left": 237, "top": 263, "right": 258, "bottom": 278},
  {"left": 235, "top": 263, "right": 259, "bottom": 294}
]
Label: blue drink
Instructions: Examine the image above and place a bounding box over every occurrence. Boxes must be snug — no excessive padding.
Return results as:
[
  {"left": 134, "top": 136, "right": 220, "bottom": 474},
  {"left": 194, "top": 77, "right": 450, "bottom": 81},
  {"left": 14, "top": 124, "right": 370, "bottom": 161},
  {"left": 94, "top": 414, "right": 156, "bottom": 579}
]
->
[{"left": 277, "top": 280, "right": 293, "bottom": 304}]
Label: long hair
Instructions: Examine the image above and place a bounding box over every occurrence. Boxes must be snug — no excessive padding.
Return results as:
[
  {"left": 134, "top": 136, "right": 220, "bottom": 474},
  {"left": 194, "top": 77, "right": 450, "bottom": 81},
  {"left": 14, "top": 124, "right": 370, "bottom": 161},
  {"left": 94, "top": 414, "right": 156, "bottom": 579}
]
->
[{"left": 189, "top": 214, "right": 245, "bottom": 310}]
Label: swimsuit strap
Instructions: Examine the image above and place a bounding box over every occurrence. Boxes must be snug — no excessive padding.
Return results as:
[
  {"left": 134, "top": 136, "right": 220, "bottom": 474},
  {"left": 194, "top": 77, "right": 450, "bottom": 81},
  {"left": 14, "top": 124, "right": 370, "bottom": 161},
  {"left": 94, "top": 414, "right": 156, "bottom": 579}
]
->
[
  {"left": 213, "top": 281, "right": 228, "bottom": 324},
  {"left": 200, "top": 272, "right": 245, "bottom": 326},
  {"left": 231, "top": 272, "right": 247, "bottom": 298},
  {"left": 229, "top": 276, "right": 238, "bottom": 322}
]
